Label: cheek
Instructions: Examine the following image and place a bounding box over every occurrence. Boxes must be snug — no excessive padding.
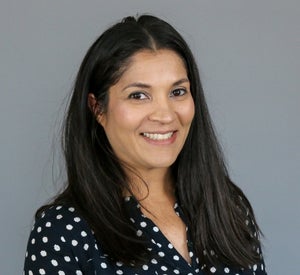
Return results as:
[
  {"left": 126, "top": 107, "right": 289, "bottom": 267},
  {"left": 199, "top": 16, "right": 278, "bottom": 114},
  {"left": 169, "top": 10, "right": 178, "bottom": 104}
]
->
[
  {"left": 108, "top": 104, "right": 140, "bottom": 131},
  {"left": 181, "top": 100, "right": 195, "bottom": 125}
]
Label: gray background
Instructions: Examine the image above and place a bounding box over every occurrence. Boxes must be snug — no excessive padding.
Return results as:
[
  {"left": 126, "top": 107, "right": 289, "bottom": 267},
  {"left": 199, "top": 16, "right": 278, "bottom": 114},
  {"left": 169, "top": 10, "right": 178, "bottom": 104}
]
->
[{"left": 1, "top": 0, "right": 299, "bottom": 274}]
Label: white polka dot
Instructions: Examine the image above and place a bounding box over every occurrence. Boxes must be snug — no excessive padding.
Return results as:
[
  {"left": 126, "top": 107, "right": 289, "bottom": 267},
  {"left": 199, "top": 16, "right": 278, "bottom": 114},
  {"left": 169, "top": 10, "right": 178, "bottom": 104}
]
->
[
  {"left": 253, "top": 264, "right": 257, "bottom": 271},
  {"left": 74, "top": 217, "right": 81, "bottom": 222},
  {"left": 28, "top": 271, "right": 33, "bottom": 275},
  {"left": 142, "top": 264, "right": 149, "bottom": 270},
  {"left": 189, "top": 251, "right": 194, "bottom": 257},
  {"left": 72, "top": 240, "right": 78, "bottom": 246},
  {"left": 151, "top": 258, "right": 158, "bottom": 264},
  {"left": 31, "top": 238, "right": 35, "bottom": 244},
  {"left": 61, "top": 236, "right": 66, "bottom": 242},
  {"left": 101, "top": 262, "right": 107, "bottom": 269},
  {"left": 69, "top": 207, "right": 75, "bottom": 212},
  {"left": 153, "top": 226, "right": 159, "bottom": 232},
  {"left": 116, "top": 270, "right": 123, "bottom": 274},
  {"left": 56, "top": 214, "right": 63, "bottom": 219},
  {"left": 66, "top": 224, "right": 73, "bottom": 230},
  {"left": 25, "top": 251, "right": 28, "bottom": 257},
  {"left": 83, "top": 243, "right": 89, "bottom": 250},
  {"left": 45, "top": 222, "right": 51, "bottom": 227},
  {"left": 76, "top": 271, "right": 83, "bottom": 275},
  {"left": 31, "top": 255, "right": 36, "bottom": 261},
  {"left": 56, "top": 206, "right": 62, "bottom": 210},
  {"left": 173, "top": 269, "right": 180, "bottom": 274},
  {"left": 81, "top": 231, "right": 87, "bottom": 237},
  {"left": 64, "top": 256, "right": 71, "bottom": 262},
  {"left": 40, "top": 250, "right": 47, "bottom": 257},
  {"left": 158, "top": 251, "right": 165, "bottom": 257},
  {"left": 42, "top": 236, "right": 48, "bottom": 243},
  {"left": 116, "top": 261, "right": 123, "bottom": 266},
  {"left": 156, "top": 242, "right": 162, "bottom": 248},
  {"left": 136, "top": 230, "right": 142, "bottom": 237},
  {"left": 58, "top": 271, "right": 65, "bottom": 275},
  {"left": 51, "top": 259, "right": 58, "bottom": 266},
  {"left": 161, "top": 266, "right": 168, "bottom": 271},
  {"left": 210, "top": 267, "right": 216, "bottom": 273},
  {"left": 39, "top": 269, "right": 45, "bottom": 274},
  {"left": 54, "top": 244, "right": 60, "bottom": 251},
  {"left": 140, "top": 221, "right": 147, "bottom": 227},
  {"left": 130, "top": 218, "right": 135, "bottom": 223},
  {"left": 224, "top": 267, "right": 230, "bottom": 273},
  {"left": 168, "top": 243, "right": 173, "bottom": 249},
  {"left": 173, "top": 255, "right": 179, "bottom": 261},
  {"left": 37, "top": 227, "right": 42, "bottom": 233}
]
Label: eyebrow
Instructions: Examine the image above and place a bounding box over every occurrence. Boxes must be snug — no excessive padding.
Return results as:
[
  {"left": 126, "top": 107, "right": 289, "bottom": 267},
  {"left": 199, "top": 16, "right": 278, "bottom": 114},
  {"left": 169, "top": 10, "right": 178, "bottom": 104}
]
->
[{"left": 122, "top": 78, "right": 189, "bottom": 91}]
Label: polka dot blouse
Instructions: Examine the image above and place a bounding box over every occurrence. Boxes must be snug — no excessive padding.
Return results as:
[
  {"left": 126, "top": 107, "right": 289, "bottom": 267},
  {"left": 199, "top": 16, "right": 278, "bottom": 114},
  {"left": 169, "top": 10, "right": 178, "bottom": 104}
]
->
[{"left": 24, "top": 197, "right": 267, "bottom": 274}]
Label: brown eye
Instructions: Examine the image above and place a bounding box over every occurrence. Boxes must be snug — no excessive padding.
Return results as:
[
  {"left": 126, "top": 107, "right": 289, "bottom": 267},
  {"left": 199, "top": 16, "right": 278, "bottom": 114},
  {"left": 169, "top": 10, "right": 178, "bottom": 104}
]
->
[
  {"left": 170, "top": 88, "right": 186, "bottom": 97},
  {"left": 128, "top": 92, "right": 148, "bottom": 100}
]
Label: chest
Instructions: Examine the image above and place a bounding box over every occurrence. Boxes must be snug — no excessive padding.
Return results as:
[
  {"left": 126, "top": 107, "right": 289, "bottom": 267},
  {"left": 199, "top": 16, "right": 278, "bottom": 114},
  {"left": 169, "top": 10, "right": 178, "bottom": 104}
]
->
[{"left": 144, "top": 207, "right": 191, "bottom": 264}]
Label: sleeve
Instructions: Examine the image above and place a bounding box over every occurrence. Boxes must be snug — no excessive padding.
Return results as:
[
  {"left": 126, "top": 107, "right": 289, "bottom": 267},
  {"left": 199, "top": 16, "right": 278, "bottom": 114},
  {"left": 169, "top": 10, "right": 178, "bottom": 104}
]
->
[
  {"left": 23, "top": 206, "right": 93, "bottom": 275},
  {"left": 245, "top": 209, "right": 268, "bottom": 274}
]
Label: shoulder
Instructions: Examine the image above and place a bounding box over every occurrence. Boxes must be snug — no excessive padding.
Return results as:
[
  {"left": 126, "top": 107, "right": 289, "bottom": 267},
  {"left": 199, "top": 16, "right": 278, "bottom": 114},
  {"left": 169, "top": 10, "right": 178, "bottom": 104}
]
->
[
  {"left": 32, "top": 205, "right": 94, "bottom": 243},
  {"left": 24, "top": 205, "right": 100, "bottom": 273}
]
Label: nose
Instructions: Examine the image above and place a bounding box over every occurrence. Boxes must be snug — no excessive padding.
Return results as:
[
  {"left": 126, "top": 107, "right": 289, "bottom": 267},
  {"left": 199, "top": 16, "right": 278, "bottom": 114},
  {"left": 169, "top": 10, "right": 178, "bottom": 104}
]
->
[{"left": 148, "top": 98, "right": 175, "bottom": 124}]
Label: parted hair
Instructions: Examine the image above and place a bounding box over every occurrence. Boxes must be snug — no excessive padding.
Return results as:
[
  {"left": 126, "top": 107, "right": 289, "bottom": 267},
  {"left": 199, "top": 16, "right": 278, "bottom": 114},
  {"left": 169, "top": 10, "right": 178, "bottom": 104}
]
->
[{"left": 38, "top": 14, "right": 262, "bottom": 271}]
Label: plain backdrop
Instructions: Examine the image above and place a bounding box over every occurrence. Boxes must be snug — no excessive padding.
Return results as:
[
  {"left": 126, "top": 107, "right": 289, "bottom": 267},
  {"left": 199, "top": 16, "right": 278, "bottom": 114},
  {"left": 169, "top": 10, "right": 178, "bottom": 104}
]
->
[{"left": 1, "top": 1, "right": 299, "bottom": 274}]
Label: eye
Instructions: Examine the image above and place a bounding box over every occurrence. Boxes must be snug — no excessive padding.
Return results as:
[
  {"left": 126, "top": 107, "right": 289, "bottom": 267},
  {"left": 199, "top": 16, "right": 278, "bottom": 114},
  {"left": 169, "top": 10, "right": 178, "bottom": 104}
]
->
[
  {"left": 170, "top": 88, "right": 187, "bottom": 97},
  {"left": 128, "top": 92, "right": 149, "bottom": 100}
]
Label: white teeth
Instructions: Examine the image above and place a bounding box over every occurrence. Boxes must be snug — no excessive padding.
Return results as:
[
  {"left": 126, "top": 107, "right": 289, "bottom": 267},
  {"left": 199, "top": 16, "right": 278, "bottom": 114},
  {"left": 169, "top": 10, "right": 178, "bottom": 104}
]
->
[{"left": 142, "top": 132, "right": 173, "bottom": 140}]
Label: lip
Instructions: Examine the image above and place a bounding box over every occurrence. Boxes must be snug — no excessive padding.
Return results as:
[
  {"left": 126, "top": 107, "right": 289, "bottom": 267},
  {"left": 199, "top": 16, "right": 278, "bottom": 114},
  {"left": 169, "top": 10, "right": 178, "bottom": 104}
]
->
[{"left": 140, "top": 130, "right": 177, "bottom": 145}]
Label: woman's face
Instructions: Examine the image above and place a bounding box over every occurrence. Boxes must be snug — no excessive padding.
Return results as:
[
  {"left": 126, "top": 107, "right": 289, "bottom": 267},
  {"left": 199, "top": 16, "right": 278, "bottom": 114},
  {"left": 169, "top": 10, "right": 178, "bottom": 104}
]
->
[{"left": 97, "top": 49, "right": 195, "bottom": 174}]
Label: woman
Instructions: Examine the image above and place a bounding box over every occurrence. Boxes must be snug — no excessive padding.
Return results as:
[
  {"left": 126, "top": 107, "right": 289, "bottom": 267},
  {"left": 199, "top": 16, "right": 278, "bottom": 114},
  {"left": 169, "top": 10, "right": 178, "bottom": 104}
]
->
[{"left": 24, "top": 15, "right": 267, "bottom": 274}]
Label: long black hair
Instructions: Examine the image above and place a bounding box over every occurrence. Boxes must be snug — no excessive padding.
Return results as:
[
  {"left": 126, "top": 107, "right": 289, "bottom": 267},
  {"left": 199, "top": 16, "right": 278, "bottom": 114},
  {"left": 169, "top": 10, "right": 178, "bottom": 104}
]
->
[{"left": 39, "top": 15, "right": 262, "bottom": 270}]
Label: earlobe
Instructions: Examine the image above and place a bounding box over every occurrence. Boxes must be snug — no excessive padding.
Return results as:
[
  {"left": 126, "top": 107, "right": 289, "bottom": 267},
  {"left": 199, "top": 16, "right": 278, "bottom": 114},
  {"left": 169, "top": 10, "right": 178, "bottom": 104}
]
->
[
  {"left": 88, "top": 93, "right": 99, "bottom": 114},
  {"left": 88, "top": 93, "right": 106, "bottom": 127},
  {"left": 96, "top": 113, "right": 106, "bottom": 127}
]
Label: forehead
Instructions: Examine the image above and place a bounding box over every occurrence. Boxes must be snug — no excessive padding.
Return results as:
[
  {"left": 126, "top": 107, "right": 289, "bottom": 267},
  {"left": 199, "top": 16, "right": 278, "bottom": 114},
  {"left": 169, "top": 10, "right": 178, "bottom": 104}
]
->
[{"left": 116, "top": 49, "right": 188, "bottom": 85}]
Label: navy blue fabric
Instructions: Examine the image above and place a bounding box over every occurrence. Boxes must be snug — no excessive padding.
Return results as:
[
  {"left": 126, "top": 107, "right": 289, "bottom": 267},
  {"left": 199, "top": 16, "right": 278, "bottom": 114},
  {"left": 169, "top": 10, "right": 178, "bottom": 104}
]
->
[{"left": 24, "top": 197, "right": 267, "bottom": 274}]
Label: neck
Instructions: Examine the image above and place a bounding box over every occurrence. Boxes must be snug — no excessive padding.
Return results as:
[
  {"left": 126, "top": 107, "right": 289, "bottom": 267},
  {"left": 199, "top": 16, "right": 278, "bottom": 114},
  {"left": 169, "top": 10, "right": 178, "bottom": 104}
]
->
[{"left": 125, "top": 167, "right": 175, "bottom": 202}]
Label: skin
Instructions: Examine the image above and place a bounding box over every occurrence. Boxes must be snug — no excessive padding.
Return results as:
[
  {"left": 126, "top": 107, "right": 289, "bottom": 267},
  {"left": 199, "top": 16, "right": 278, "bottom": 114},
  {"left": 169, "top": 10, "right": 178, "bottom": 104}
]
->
[{"left": 89, "top": 49, "right": 195, "bottom": 262}]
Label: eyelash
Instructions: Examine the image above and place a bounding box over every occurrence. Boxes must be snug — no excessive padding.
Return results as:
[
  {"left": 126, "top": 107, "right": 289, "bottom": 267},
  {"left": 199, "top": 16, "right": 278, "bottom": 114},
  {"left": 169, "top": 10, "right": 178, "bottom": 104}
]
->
[
  {"left": 170, "top": 88, "right": 187, "bottom": 97},
  {"left": 128, "top": 92, "right": 149, "bottom": 100},
  {"left": 128, "top": 88, "right": 187, "bottom": 100}
]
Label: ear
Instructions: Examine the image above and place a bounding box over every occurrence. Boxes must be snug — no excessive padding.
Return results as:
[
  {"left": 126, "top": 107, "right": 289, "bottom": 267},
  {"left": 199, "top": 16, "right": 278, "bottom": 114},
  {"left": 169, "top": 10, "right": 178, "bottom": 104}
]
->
[{"left": 88, "top": 93, "right": 106, "bottom": 127}]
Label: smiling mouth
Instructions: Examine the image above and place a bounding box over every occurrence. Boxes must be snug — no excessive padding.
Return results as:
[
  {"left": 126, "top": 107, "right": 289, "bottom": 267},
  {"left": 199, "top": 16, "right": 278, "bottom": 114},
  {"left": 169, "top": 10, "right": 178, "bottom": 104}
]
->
[{"left": 141, "top": 131, "right": 175, "bottom": 140}]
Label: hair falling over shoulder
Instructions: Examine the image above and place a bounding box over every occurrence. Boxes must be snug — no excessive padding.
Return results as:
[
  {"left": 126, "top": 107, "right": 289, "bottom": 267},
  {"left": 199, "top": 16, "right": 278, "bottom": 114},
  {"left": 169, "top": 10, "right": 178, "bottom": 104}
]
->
[{"left": 37, "top": 14, "right": 263, "bottom": 271}]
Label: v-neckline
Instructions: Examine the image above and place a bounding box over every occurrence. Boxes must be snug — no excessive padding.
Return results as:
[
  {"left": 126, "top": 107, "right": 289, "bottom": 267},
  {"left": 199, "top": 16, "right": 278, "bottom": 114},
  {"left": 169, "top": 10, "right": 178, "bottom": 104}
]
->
[{"left": 124, "top": 196, "right": 197, "bottom": 268}]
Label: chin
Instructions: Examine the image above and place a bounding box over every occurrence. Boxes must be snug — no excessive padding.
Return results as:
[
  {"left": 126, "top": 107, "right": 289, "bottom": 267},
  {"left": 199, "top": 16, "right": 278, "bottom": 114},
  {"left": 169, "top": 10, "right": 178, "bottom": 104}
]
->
[{"left": 147, "top": 158, "right": 177, "bottom": 169}]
